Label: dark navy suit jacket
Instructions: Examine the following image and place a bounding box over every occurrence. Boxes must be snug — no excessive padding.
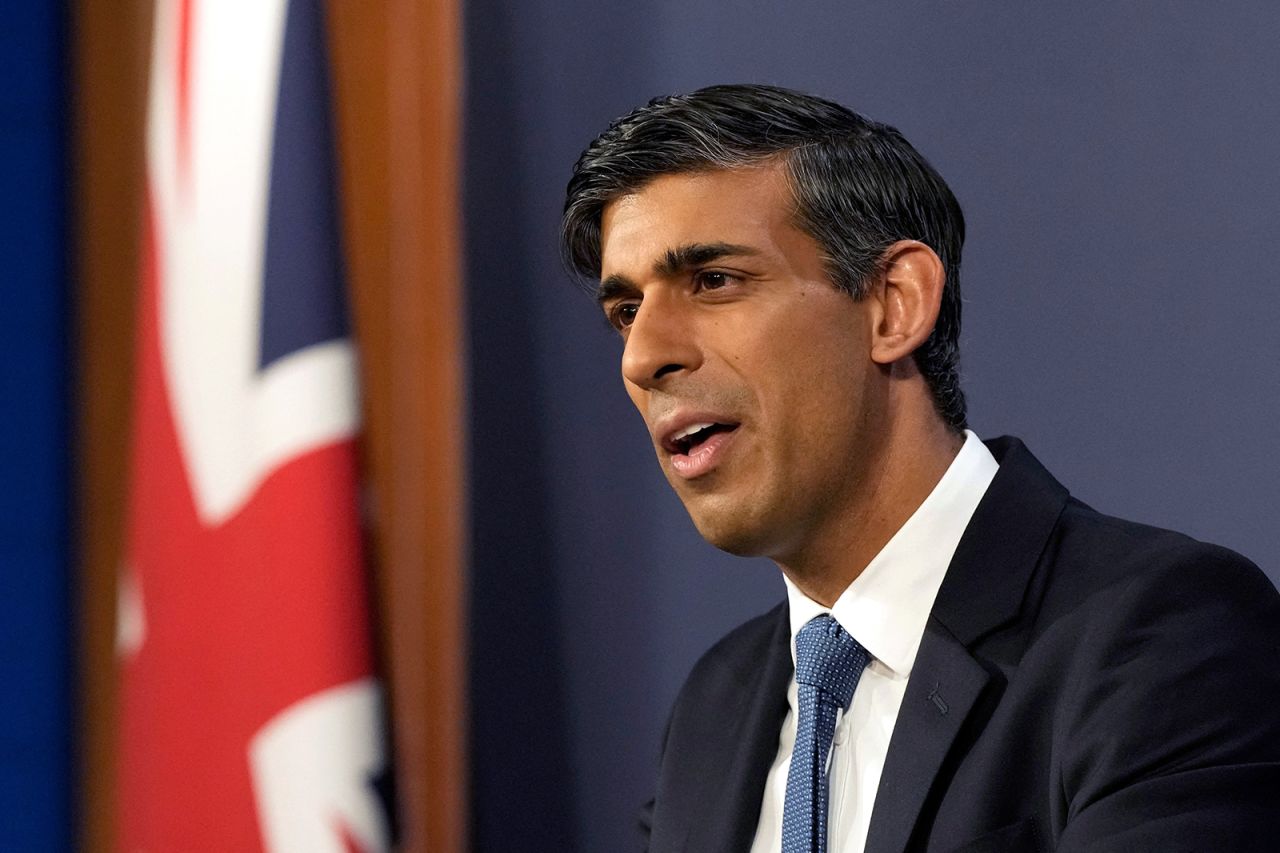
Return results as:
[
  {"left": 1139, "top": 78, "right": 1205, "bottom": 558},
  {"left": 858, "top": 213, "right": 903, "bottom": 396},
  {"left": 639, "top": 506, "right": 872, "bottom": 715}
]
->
[{"left": 641, "top": 437, "right": 1280, "bottom": 852}]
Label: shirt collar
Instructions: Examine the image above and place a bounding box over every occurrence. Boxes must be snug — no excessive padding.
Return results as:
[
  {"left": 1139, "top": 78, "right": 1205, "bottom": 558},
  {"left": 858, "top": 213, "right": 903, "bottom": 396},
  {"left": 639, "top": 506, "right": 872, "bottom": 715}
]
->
[{"left": 784, "top": 430, "right": 999, "bottom": 677}]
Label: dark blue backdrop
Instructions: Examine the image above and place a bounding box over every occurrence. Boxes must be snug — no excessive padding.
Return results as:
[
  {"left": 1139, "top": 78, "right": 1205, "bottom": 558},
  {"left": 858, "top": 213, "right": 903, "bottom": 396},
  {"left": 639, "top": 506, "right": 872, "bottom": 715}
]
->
[
  {"left": 463, "top": 2, "right": 1280, "bottom": 851},
  {"left": 0, "top": 1, "right": 71, "bottom": 851}
]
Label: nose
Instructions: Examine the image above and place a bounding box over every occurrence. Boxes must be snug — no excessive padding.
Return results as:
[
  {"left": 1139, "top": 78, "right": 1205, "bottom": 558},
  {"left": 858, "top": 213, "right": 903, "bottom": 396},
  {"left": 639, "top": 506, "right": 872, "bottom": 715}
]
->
[{"left": 620, "top": 291, "right": 702, "bottom": 390}]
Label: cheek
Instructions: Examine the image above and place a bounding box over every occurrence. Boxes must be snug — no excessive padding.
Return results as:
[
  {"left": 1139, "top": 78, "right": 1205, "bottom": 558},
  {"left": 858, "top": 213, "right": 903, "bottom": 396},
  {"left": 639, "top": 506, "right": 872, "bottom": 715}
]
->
[
  {"left": 623, "top": 377, "right": 647, "bottom": 413},
  {"left": 758, "top": 332, "right": 866, "bottom": 450}
]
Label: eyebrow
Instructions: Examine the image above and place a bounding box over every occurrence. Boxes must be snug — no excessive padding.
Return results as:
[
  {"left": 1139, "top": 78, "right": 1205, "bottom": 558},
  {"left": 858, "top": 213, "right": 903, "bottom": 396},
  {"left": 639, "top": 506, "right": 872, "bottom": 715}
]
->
[
  {"left": 655, "top": 242, "right": 760, "bottom": 277},
  {"left": 595, "top": 242, "right": 761, "bottom": 305},
  {"left": 596, "top": 274, "right": 637, "bottom": 306}
]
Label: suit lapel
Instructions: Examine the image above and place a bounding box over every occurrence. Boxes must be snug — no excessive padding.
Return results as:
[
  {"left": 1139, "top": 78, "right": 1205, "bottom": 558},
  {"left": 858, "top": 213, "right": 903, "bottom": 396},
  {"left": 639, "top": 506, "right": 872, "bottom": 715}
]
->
[
  {"left": 865, "top": 437, "right": 1069, "bottom": 853},
  {"left": 683, "top": 604, "right": 793, "bottom": 853},
  {"left": 863, "top": 621, "right": 990, "bottom": 853},
  {"left": 928, "top": 437, "right": 1069, "bottom": 647}
]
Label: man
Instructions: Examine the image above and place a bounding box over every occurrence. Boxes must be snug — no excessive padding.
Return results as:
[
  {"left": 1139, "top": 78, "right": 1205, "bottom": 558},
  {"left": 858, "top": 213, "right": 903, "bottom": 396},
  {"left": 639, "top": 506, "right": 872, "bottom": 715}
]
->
[{"left": 560, "top": 85, "right": 1280, "bottom": 852}]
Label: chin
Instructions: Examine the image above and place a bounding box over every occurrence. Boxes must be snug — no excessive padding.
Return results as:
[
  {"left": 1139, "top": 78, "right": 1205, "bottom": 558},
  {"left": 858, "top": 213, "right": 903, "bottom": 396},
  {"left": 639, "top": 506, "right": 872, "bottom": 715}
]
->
[{"left": 687, "top": 507, "right": 773, "bottom": 558}]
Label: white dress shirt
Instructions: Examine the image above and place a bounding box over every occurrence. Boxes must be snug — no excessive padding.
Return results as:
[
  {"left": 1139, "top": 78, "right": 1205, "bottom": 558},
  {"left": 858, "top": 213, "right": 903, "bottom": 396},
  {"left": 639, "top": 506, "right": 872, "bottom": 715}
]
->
[{"left": 749, "top": 430, "right": 999, "bottom": 853}]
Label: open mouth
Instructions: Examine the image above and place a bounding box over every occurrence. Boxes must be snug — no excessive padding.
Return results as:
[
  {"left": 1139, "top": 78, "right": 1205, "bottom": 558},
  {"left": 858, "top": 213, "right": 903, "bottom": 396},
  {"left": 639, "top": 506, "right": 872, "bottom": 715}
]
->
[{"left": 666, "top": 421, "right": 739, "bottom": 456}]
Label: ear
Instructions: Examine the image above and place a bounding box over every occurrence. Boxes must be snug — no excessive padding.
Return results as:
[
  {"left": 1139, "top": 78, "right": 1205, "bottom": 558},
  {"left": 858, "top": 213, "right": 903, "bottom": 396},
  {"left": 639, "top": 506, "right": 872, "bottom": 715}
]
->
[{"left": 868, "top": 240, "right": 945, "bottom": 366}]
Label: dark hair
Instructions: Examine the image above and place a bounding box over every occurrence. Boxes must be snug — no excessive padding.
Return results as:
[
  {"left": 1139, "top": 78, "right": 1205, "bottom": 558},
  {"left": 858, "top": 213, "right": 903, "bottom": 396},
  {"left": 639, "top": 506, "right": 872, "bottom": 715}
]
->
[{"left": 561, "top": 84, "right": 968, "bottom": 431}]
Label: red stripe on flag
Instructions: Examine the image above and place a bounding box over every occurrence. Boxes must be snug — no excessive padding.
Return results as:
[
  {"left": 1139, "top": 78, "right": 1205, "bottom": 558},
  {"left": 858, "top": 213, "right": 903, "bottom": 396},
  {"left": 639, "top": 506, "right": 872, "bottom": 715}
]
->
[
  {"left": 340, "top": 819, "right": 369, "bottom": 853},
  {"left": 175, "top": 0, "right": 195, "bottom": 198}
]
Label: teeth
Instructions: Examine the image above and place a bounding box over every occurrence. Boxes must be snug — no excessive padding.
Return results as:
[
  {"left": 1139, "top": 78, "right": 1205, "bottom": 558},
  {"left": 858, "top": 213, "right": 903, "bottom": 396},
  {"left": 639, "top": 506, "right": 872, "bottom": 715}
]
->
[{"left": 672, "top": 422, "right": 716, "bottom": 442}]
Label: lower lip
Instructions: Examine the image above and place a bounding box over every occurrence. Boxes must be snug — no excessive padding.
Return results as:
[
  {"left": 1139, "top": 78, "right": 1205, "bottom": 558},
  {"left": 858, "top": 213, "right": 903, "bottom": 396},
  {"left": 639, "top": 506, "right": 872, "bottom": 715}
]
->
[{"left": 669, "top": 429, "right": 738, "bottom": 479}]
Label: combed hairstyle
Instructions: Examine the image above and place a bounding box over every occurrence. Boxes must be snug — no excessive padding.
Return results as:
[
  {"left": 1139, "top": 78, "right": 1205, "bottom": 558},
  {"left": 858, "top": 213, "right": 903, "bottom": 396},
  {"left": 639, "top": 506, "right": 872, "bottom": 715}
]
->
[{"left": 561, "top": 83, "right": 968, "bottom": 431}]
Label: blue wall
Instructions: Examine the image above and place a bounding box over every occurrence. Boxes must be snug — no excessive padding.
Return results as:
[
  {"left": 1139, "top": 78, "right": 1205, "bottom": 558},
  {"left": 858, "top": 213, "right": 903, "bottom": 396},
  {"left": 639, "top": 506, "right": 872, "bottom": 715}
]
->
[
  {"left": 0, "top": 1, "right": 73, "bottom": 851},
  {"left": 463, "top": 2, "right": 1280, "bottom": 850}
]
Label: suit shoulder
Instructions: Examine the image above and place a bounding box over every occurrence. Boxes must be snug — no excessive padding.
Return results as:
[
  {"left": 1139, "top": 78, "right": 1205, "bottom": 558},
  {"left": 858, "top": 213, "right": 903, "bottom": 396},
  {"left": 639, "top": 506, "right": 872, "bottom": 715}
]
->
[
  {"left": 671, "top": 601, "right": 787, "bottom": 710},
  {"left": 1045, "top": 499, "right": 1276, "bottom": 609},
  {"left": 1023, "top": 502, "right": 1279, "bottom": 698},
  {"left": 1029, "top": 508, "right": 1280, "bottom": 817},
  {"left": 686, "top": 601, "right": 787, "bottom": 681}
]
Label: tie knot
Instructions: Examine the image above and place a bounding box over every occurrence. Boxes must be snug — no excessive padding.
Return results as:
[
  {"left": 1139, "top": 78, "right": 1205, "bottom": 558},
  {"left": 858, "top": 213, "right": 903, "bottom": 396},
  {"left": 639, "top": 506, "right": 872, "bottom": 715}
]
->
[{"left": 794, "top": 615, "right": 868, "bottom": 708}]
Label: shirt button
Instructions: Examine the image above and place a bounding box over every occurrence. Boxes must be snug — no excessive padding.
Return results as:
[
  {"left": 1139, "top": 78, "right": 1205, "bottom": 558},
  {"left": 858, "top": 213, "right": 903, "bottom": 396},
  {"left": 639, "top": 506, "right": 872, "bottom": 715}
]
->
[{"left": 833, "top": 720, "right": 848, "bottom": 746}]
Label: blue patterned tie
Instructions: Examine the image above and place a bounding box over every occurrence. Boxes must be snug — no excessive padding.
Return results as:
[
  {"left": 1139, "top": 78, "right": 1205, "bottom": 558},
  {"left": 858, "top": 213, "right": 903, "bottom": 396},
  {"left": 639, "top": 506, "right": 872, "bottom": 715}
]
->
[{"left": 781, "top": 615, "right": 870, "bottom": 853}]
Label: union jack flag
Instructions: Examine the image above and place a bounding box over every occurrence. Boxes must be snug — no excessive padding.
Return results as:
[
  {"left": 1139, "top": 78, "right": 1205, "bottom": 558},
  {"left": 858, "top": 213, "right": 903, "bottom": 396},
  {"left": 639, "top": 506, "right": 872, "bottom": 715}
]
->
[{"left": 117, "top": 1, "right": 391, "bottom": 849}]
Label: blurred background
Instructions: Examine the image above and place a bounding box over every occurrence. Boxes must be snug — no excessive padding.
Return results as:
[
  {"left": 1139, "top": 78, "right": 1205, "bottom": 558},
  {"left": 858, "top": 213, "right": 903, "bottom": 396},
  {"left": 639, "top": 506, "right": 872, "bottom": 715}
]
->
[{"left": 3, "top": 0, "right": 1278, "bottom": 850}]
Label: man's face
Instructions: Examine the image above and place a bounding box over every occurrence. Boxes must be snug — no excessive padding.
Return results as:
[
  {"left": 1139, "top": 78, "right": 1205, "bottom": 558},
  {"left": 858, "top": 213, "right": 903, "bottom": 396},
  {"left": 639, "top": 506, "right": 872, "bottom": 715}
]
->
[{"left": 598, "top": 164, "right": 889, "bottom": 562}]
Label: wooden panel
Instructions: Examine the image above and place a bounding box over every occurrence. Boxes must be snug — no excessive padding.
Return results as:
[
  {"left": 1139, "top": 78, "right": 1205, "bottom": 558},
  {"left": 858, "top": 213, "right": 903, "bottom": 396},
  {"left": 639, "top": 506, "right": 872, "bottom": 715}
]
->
[
  {"left": 72, "top": 1, "right": 152, "bottom": 850},
  {"left": 326, "top": 2, "right": 468, "bottom": 850}
]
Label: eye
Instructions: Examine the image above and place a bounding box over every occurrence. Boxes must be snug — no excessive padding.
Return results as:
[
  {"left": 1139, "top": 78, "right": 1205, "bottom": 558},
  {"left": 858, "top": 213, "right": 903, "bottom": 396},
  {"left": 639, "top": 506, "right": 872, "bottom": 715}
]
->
[
  {"left": 694, "top": 270, "right": 735, "bottom": 291},
  {"left": 607, "top": 301, "right": 639, "bottom": 331}
]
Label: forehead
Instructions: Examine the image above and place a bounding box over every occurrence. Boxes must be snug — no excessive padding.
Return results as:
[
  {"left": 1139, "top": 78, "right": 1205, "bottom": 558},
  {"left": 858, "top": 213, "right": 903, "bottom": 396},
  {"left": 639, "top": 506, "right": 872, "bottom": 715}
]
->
[{"left": 599, "top": 164, "right": 798, "bottom": 273}]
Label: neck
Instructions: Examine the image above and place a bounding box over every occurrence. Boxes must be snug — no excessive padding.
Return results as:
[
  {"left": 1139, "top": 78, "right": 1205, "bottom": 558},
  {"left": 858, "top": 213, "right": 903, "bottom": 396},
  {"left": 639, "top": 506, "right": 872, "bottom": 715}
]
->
[{"left": 778, "top": 407, "right": 964, "bottom": 607}]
